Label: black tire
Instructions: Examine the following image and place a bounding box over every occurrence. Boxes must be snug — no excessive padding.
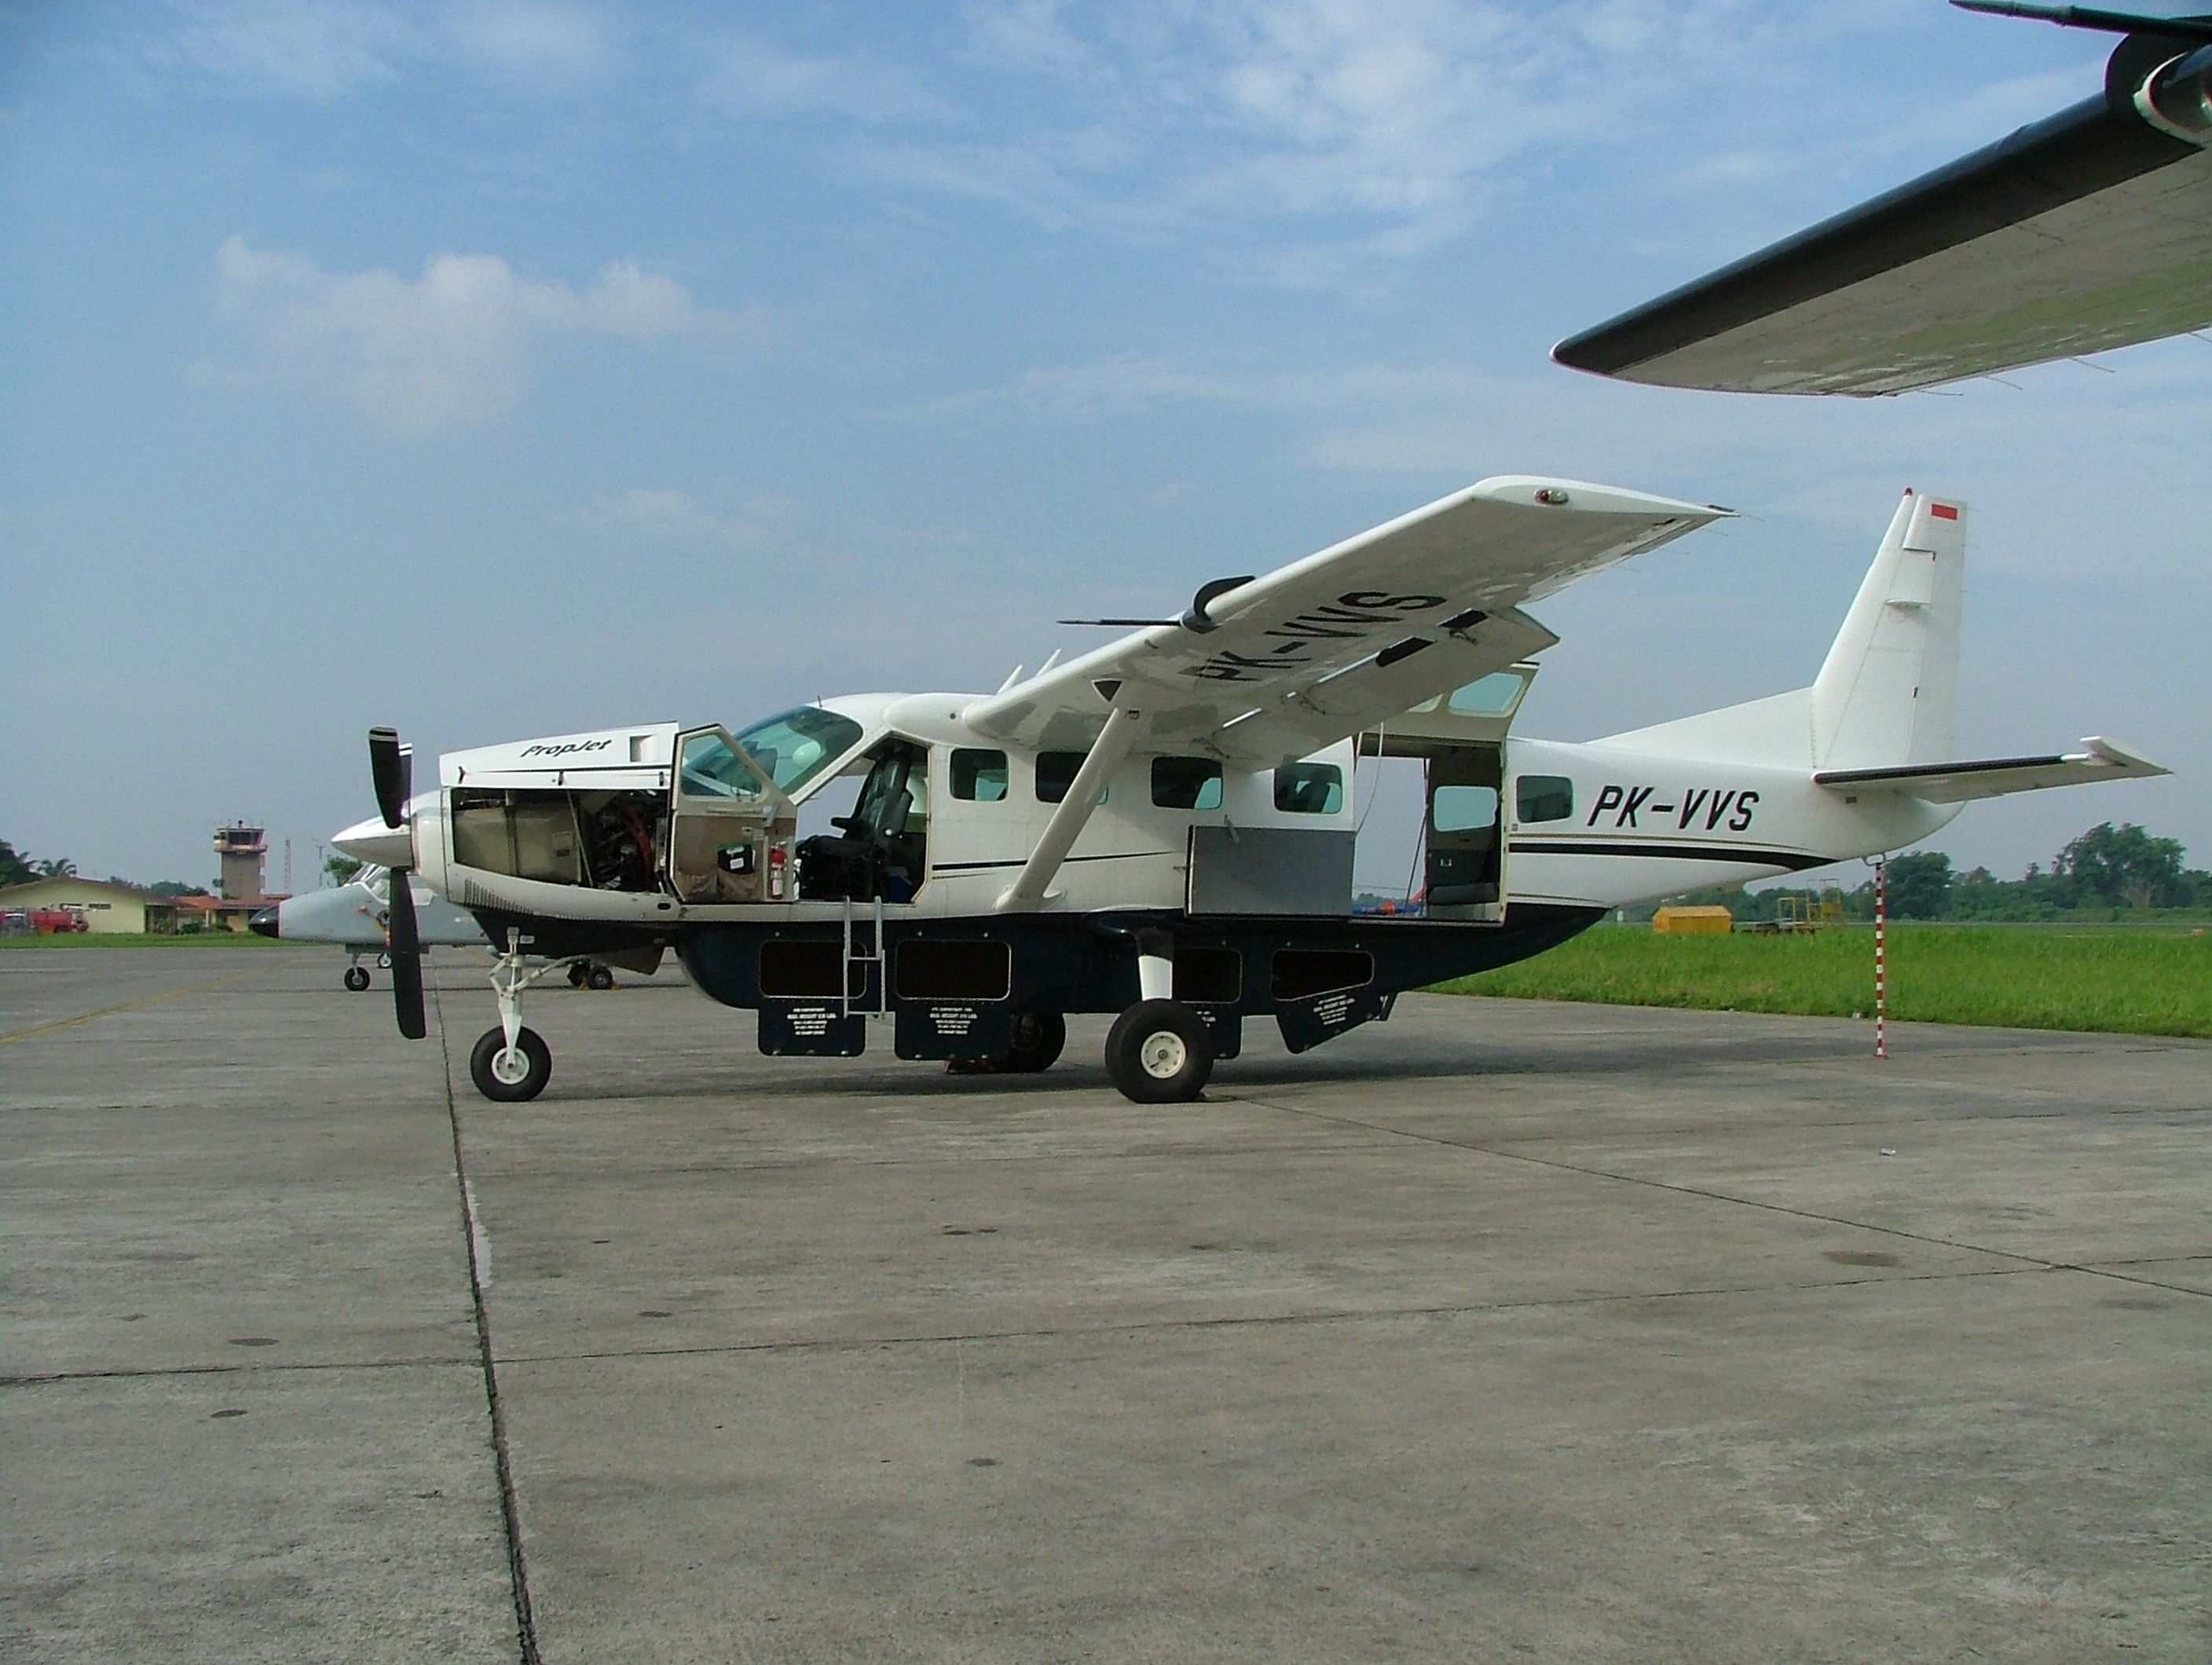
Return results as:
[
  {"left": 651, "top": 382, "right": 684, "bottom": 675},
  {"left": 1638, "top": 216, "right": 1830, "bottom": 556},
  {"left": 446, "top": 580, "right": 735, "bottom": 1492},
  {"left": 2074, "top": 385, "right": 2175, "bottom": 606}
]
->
[
  {"left": 343, "top": 964, "right": 372, "bottom": 992},
  {"left": 585, "top": 963, "right": 616, "bottom": 991},
  {"left": 566, "top": 961, "right": 588, "bottom": 987},
  {"left": 1104, "top": 1000, "right": 1214, "bottom": 1103},
  {"left": 469, "top": 1026, "right": 553, "bottom": 1103},
  {"left": 999, "top": 1010, "right": 1066, "bottom": 1073}
]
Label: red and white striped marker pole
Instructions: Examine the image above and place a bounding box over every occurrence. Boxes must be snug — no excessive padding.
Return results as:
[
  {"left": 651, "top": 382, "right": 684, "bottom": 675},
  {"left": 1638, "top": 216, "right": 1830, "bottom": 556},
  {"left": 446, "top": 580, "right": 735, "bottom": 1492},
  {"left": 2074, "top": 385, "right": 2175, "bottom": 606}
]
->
[{"left": 1873, "top": 856, "right": 1888, "bottom": 1060}]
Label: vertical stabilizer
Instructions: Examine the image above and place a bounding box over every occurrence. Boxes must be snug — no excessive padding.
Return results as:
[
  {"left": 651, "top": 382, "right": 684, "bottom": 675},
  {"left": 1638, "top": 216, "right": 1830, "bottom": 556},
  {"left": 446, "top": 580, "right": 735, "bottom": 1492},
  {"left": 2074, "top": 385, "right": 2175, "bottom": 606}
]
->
[{"left": 1811, "top": 490, "right": 1964, "bottom": 770}]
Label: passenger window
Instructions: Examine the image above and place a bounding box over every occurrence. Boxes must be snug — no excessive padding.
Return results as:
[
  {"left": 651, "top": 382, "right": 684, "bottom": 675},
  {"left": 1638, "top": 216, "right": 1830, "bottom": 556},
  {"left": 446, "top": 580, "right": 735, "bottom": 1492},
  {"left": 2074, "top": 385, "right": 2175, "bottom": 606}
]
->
[
  {"left": 1433, "top": 785, "right": 1500, "bottom": 834},
  {"left": 1035, "top": 752, "right": 1104, "bottom": 806},
  {"left": 1515, "top": 774, "right": 1573, "bottom": 824},
  {"left": 950, "top": 748, "right": 1009, "bottom": 803},
  {"left": 1152, "top": 756, "right": 1223, "bottom": 811},
  {"left": 1274, "top": 763, "right": 1344, "bottom": 815}
]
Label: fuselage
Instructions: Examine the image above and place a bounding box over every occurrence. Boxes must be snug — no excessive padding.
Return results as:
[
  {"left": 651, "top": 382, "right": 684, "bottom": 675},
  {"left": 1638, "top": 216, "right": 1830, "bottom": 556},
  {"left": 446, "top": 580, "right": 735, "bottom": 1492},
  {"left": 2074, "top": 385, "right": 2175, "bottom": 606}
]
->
[{"left": 382, "top": 691, "right": 1950, "bottom": 936}]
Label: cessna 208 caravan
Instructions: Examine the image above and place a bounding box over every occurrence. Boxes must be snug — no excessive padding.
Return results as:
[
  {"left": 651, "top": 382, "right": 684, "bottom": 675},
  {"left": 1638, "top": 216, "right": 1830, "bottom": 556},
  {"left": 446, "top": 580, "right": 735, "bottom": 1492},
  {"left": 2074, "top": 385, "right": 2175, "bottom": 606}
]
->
[{"left": 334, "top": 478, "right": 2163, "bottom": 1105}]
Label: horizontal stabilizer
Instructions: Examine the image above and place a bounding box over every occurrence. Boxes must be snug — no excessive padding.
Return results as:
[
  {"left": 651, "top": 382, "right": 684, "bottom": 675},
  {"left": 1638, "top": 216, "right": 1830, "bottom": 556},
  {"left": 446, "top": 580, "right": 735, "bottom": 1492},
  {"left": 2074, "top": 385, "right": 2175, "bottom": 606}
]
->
[{"left": 1814, "top": 737, "right": 2167, "bottom": 803}]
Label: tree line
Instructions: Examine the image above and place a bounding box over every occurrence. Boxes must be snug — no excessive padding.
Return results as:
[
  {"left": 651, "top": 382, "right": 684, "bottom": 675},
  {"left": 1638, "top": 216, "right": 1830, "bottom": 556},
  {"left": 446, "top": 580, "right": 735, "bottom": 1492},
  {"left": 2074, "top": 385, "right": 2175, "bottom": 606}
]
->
[
  {"left": 0, "top": 840, "right": 210, "bottom": 897},
  {"left": 1716, "top": 822, "right": 2209, "bottom": 924}
]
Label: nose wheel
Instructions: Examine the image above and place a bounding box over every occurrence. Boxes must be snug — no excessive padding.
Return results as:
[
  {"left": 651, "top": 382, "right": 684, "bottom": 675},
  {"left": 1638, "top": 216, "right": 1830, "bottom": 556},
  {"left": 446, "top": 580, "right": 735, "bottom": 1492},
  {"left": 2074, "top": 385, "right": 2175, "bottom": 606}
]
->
[
  {"left": 343, "top": 963, "right": 372, "bottom": 992},
  {"left": 465, "top": 942, "right": 565, "bottom": 1103},
  {"left": 470, "top": 1026, "right": 552, "bottom": 1102},
  {"left": 1104, "top": 1000, "right": 1214, "bottom": 1103}
]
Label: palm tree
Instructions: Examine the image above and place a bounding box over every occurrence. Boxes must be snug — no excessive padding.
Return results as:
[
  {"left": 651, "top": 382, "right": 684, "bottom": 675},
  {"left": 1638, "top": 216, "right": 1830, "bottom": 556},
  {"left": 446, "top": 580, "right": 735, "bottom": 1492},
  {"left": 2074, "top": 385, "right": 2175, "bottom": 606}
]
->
[{"left": 33, "top": 857, "right": 77, "bottom": 879}]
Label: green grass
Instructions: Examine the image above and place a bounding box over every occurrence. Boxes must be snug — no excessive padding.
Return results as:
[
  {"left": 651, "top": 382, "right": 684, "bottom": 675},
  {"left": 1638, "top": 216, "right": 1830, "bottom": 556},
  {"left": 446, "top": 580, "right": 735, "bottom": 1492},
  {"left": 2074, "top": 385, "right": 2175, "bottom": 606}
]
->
[
  {"left": 0, "top": 931, "right": 285, "bottom": 949},
  {"left": 1437, "top": 923, "right": 2212, "bottom": 1039}
]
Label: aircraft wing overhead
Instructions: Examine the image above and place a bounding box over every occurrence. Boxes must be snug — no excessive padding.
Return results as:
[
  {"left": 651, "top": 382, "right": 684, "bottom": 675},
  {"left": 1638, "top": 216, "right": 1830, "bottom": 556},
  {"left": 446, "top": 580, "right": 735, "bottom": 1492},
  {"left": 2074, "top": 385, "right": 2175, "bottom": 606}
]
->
[
  {"left": 965, "top": 477, "right": 1726, "bottom": 768},
  {"left": 1553, "top": 31, "right": 2212, "bottom": 396},
  {"left": 1815, "top": 737, "right": 2169, "bottom": 803}
]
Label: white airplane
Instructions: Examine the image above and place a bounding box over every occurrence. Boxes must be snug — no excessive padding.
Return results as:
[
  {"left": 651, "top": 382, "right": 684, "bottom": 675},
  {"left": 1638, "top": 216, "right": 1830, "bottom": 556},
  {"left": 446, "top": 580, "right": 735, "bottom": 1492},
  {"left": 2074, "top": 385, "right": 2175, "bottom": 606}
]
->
[
  {"left": 335, "top": 479, "right": 2163, "bottom": 1105},
  {"left": 247, "top": 867, "right": 631, "bottom": 992},
  {"left": 249, "top": 867, "right": 485, "bottom": 988}
]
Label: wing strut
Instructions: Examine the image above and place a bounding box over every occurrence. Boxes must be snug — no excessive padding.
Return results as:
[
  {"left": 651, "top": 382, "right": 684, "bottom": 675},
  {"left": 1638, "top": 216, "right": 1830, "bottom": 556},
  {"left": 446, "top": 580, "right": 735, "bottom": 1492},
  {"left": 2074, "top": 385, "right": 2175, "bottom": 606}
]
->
[{"left": 995, "top": 705, "right": 1143, "bottom": 913}]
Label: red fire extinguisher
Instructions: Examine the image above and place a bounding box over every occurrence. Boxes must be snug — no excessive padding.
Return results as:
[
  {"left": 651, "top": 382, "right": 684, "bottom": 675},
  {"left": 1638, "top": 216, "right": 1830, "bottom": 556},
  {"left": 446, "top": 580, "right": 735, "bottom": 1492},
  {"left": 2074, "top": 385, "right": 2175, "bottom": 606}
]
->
[{"left": 767, "top": 843, "right": 788, "bottom": 901}]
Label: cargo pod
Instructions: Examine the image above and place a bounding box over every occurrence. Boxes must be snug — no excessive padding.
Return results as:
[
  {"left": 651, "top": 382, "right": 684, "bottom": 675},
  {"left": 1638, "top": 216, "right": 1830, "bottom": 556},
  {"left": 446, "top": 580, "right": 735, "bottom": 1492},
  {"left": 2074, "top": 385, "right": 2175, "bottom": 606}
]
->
[{"left": 668, "top": 726, "right": 799, "bottom": 906}]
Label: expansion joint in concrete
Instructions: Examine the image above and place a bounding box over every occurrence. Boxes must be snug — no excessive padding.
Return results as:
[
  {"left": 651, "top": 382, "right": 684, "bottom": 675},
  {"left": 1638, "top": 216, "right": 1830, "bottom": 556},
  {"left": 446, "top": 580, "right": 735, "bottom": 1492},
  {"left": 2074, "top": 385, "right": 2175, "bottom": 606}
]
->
[{"left": 434, "top": 986, "right": 544, "bottom": 1665}]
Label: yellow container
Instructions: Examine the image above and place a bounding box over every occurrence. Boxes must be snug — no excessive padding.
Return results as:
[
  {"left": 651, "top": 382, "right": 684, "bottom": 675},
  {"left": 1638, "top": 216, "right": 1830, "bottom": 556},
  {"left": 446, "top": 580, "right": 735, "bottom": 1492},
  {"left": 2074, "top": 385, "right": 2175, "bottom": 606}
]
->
[{"left": 1652, "top": 905, "right": 1734, "bottom": 935}]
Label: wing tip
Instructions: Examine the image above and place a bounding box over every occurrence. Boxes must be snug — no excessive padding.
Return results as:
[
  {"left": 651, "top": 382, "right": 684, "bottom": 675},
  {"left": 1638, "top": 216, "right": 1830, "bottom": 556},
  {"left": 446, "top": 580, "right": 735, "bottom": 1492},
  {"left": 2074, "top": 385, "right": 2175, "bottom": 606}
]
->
[{"left": 1466, "top": 475, "right": 1737, "bottom": 521}]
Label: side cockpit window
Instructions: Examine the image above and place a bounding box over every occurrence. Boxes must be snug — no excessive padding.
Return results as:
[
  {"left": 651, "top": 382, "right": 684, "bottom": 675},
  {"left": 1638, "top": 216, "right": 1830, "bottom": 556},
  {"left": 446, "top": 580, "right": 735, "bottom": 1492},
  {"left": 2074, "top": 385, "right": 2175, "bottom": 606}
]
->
[{"left": 678, "top": 732, "right": 767, "bottom": 801}]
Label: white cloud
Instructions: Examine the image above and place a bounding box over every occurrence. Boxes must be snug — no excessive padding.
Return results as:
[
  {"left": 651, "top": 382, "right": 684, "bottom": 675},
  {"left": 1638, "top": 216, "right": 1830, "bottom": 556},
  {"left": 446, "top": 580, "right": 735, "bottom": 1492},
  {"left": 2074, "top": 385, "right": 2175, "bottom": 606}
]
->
[
  {"left": 212, "top": 237, "right": 764, "bottom": 434},
  {"left": 158, "top": 0, "right": 611, "bottom": 94},
  {"left": 166, "top": 0, "right": 413, "bottom": 95},
  {"left": 444, "top": 0, "right": 610, "bottom": 85},
  {"left": 701, "top": 37, "right": 947, "bottom": 123},
  {"left": 818, "top": 0, "right": 1961, "bottom": 290}
]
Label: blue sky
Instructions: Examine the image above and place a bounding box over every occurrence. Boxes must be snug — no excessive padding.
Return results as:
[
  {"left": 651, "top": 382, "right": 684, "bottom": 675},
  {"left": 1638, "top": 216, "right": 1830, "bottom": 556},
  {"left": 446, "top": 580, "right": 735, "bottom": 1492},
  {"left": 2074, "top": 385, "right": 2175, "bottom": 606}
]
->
[{"left": 4, "top": 0, "right": 2207, "bottom": 891}]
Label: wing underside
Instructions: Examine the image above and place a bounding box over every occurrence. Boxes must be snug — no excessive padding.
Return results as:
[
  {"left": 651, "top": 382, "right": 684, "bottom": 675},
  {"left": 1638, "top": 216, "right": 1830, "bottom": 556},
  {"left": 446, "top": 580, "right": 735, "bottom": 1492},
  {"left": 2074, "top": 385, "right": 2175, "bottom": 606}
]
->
[
  {"left": 1815, "top": 737, "right": 2169, "bottom": 803},
  {"left": 965, "top": 477, "right": 1727, "bottom": 767},
  {"left": 1554, "top": 46, "right": 2212, "bottom": 397}
]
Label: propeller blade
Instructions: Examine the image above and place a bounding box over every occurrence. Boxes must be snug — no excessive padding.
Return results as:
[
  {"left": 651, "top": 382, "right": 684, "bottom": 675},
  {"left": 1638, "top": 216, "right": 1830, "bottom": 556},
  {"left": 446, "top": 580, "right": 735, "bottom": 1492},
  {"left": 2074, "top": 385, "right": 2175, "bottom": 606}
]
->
[
  {"left": 369, "top": 726, "right": 409, "bottom": 830},
  {"left": 386, "top": 871, "right": 427, "bottom": 1041}
]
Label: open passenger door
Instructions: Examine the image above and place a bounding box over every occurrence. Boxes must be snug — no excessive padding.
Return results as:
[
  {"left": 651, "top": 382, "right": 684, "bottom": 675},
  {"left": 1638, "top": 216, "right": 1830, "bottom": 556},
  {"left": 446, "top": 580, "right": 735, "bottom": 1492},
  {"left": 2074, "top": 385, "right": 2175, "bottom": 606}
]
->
[{"left": 1361, "top": 667, "right": 1535, "bottom": 923}]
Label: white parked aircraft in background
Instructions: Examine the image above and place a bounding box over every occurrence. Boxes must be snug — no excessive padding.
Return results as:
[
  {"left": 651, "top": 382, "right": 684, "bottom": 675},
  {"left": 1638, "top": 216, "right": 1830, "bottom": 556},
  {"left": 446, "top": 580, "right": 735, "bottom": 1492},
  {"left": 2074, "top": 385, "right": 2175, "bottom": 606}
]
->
[
  {"left": 249, "top": 868, "right": 632, "bottom": 992},
  {"left": 250, "top": 868, "right": 485, "bottom": 989},
  {"left": 335, "top": 479, "right": 2163, "bottom": 1106}
]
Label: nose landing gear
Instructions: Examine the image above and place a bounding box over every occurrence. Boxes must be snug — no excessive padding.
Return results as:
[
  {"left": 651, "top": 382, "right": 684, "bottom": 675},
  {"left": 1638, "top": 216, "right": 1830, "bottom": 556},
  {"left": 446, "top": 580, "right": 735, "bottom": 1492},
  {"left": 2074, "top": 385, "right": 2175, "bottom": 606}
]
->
[{"left": 467, "top": 945, "right": 563, "bottom": 1103}]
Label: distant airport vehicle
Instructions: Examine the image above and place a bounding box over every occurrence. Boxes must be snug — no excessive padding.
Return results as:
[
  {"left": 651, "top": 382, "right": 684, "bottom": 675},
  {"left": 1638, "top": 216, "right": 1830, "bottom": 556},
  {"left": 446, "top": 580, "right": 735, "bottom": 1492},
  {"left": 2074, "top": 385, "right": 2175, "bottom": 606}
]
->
[
  {"left": 1554, "top": 2, "right": 2212, "bottom": 394},
  {"left": 251, "top": 869, "right": 488, "bottom": 988},
  {"left": 333, "top": 481, "right": 2163, "bottom": 1105}
]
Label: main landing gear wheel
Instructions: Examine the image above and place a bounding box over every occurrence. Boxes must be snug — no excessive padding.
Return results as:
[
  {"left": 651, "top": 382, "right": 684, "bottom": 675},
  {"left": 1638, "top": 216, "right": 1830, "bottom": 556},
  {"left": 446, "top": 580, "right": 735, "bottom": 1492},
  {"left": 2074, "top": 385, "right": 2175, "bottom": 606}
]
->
[
  {"left": 343, "top": 964, "right": 372, "bottom": 992},
  {"left": 585, "top": 963, "right": 616, "bottom": 991},
  {"left": 470, "top": 1026, "right": 552, "bottom": 1103},
  {"left": 999, "top": 1010, "right": 1066, "bottom": 1074},
  {"left": 566, "top": 961, "right": 588, "bottom": 987},
  {"left": 1104, "top": 1000, "right": 1214, "bottom": 1103}
]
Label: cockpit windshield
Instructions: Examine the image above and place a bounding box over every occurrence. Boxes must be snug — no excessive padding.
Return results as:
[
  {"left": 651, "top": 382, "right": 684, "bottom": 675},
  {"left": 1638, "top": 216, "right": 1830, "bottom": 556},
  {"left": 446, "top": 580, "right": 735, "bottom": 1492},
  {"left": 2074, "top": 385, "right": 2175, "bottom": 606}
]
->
[{"left": 733, "top": 705, "right": 865, "bottom": 799}]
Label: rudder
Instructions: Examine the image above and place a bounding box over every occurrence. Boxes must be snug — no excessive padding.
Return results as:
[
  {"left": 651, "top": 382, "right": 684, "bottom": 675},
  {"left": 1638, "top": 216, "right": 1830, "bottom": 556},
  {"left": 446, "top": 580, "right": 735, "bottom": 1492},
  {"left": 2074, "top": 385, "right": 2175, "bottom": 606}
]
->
[{"left": 1811, "top": 490, "right": 1964, "bottom": 770}]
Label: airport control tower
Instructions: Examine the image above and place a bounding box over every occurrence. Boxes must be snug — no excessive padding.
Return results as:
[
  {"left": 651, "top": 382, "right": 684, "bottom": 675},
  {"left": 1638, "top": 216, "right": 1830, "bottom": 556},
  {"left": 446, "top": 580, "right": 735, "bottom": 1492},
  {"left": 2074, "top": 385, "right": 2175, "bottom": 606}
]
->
[{"left": 214, "top": 823, "right": 268, "bottom": 901}]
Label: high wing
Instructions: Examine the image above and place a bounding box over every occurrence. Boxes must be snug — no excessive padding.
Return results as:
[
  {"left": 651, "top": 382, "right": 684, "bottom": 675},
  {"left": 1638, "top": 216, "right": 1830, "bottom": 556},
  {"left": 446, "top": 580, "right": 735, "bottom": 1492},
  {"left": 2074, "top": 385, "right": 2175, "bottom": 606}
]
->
[
  {"left": 965, "top": 477, "right": 1727, "bottom": 768},
  {"left": 1552, "top": 26, "right": 2212, "bottom": 396},
  {"left": 1815, "top": 736, "right": 2169, "bottom": 803}
]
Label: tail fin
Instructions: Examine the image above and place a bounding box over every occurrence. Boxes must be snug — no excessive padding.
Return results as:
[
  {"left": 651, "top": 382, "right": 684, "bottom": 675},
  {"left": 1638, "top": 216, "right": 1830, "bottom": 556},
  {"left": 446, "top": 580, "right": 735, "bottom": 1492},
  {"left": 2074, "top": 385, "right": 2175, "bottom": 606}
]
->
[
  {"left": 1593, "top": 489, "right": 1965, "bottom": 770},
  {"left": 1811, "top": 490, "right": 1964, "bottom": 770}
]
